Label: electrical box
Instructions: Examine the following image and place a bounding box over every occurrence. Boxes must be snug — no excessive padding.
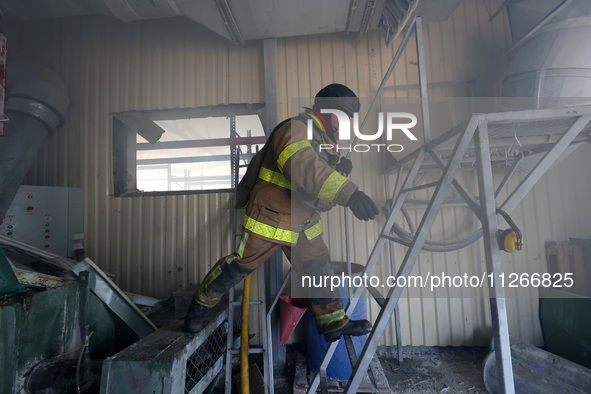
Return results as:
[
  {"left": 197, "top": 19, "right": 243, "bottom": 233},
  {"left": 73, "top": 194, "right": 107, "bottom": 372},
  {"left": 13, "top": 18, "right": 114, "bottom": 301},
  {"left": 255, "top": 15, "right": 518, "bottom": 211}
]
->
[{"left": 0, "top": 185, "right": 84, "bottom": 258}]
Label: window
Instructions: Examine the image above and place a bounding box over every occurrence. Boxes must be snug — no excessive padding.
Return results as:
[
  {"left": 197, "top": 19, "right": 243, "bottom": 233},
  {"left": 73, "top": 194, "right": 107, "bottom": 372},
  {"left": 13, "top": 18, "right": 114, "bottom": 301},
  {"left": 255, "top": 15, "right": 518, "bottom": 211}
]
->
[{"left": 113, "top": 104, "right": 266, "bottom": 195}]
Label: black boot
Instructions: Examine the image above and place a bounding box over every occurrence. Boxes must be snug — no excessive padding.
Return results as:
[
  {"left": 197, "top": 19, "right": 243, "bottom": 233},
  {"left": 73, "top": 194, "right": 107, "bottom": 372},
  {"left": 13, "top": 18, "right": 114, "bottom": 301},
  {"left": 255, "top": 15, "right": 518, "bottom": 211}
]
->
[
  {"left": 324, "top": 319, "right": 372, "bottom": 343},
  {"left": 184, "top": 298, "right": 209, "bottom": 333}
]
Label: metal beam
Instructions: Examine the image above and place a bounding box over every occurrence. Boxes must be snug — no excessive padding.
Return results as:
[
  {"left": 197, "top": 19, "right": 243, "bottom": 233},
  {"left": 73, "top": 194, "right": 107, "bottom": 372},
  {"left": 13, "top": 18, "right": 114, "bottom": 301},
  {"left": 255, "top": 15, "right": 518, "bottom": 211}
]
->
[
  {"left": 475, "top": 116, "right": 515, "bottom": 394},
  {"left": 400, "top": 180, "right": 440, "bottom": 194},
  {"left": 346, "top": 16, "right": 418, "bottom": 160},
  {"left": 259, "top": 259, "right": 271, "bottom": 394},
  {"left": 263, "top": 38, "right": 285, "bottom": 380},
  {"left": 137, "top": 155, "right": 230, "bottom": 166},
  {"left": 488, "top": 0, "right": 511, "bottom": 22},
  {"left": 137, "top": 136, "right": 266, "bottom": 151},
  {"left": 486, "top": 105, "right": 591, "bottom": 123},
  {"left": 385, "top": 120, "right": 468, "bottom": 173},
  {"left": 265, "top": 265, "right": 292, "bottom": 390},
  {"left": 426, "top": 149, "right": 483, "bottom": 221},
  {"left": 214, "top": 0, "right": 244, "bottom": 45},
  {"left": 500, "top": 115, "right": 591, "bottom": 214},
  {"left": 415, "top": 17, "right": 431, "bottom": 142},
  {"left": 356, "top": 0, "right": 378, "bottom": 42},
  {"left": 344, "top": 335, "right": 358, "bottom": 368},
  {"left": 365, "top": 284, "right": 386, "bottom": 308},
  {"left": 495, "top": 156, "right": 523, "bottom": 198},
  {"left": 122, "top": 103, "right": 265, "bottom": 122},
  {"left": 384, "top": 170, "right": 403, "bottom": 363},
  {"left": 388, "top": 104, "right": 591, "bottom": 173}
]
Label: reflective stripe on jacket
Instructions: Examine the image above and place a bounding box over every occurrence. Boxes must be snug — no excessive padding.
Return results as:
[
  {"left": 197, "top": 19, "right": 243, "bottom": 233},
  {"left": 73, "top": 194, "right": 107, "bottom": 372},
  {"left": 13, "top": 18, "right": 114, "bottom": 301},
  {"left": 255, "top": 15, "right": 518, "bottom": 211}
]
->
[{"left": 244, "top": 111, "right": 358, "bottom": 245}]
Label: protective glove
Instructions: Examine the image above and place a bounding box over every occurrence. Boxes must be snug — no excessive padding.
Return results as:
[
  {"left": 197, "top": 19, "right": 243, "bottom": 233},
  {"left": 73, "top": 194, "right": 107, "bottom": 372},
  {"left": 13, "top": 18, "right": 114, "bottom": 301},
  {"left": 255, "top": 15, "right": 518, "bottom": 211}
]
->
[
  {"left": 347, "top": 189, "right": 379, "bottom": 221},
  {"left": 336, "top": 157, "right": 353, "bottom": 176}
]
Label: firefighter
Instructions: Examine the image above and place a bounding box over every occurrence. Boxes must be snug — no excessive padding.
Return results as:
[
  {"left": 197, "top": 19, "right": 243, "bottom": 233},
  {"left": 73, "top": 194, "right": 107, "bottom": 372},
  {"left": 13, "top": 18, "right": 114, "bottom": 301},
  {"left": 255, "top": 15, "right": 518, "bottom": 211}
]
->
[{"left": 185, "top": 83, "right": 379, "bottom": 342}]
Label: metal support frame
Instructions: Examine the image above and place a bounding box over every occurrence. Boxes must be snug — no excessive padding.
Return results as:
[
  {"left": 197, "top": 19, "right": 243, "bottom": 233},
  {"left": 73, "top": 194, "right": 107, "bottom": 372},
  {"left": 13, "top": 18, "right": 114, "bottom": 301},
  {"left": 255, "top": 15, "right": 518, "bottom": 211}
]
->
[
  {"left": 306, "top": 103, "right": 591, "bottom": 393},
  {"left": 499, "top": 114, "right": 591, "bottom": 214},
  {"left": 474, "top": 116, "right": 514, "bottom": 392},
  {"left": 356, "top": 0, "right": 378, "bottom": 43},
  {"left": 426, "top": 150, "right": 484, "bottom": 221},
  {"left": 265, "top": 267, "right": 292, "bottom": 394},
  {"left": 230, "top": 116, "right": 238, "bottom": 189},
  {"left": 384, "top": 172, "right": 403, "bottom": 364},
  {"left": 259, "top": 261, "right": 270, "bottom": 393},
  {"left": 495, "top": 156, "right": 523, "bottom": 198},
  {"left": 415, "top": 18, "right": 431, "bottom": 143},
  {"left": 263, "top": 37, "right": 287, "bottom": 384},
  {"left": 302, "top": 3, "right": 591, "bottom": 390},
  {"left": 0, "top": 33, "right": 6, "bottom": 137},
  {"left": 214, "top": 0, "right": 245, "bottom": 45}
]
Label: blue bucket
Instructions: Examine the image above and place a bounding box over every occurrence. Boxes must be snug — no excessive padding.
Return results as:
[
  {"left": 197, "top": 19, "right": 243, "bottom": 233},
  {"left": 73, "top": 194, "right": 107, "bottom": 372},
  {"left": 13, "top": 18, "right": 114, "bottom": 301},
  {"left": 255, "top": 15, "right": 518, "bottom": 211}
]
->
[{"left": 305, "top": 261, "right": 368, "bottom": 381}]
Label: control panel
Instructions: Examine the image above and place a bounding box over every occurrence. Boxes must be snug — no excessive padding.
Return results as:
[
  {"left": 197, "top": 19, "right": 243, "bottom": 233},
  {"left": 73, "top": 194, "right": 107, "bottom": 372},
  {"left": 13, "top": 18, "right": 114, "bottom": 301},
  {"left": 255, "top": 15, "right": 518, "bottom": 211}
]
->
[{"left": 0, "top": 186, "right": 84, "bottom": 258}]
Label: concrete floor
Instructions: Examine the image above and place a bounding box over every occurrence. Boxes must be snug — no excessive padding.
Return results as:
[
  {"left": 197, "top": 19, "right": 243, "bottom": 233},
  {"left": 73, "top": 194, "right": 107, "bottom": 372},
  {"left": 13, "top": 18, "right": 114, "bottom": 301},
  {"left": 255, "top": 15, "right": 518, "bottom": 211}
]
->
[
  {"left": 376, "top": 346, "right": 489, "bottom": 393},
  {"left": 269, "top": 345, "right": 489, "bottom": 394}
]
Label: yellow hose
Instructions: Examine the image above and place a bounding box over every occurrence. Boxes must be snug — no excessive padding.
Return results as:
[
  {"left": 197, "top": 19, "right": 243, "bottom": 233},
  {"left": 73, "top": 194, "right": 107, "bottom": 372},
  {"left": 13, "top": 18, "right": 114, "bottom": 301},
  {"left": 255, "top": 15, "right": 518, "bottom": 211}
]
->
[{"left": 241, "top": 274, "right": 251, "bottom": 394}]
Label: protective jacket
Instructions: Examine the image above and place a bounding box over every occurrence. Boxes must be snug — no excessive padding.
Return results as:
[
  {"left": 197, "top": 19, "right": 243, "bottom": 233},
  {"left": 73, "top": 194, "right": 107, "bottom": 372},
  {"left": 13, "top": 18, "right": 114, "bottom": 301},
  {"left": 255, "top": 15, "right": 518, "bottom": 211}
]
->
[{"left": 244, "top": 110, "right": 358, "bottom": 246}]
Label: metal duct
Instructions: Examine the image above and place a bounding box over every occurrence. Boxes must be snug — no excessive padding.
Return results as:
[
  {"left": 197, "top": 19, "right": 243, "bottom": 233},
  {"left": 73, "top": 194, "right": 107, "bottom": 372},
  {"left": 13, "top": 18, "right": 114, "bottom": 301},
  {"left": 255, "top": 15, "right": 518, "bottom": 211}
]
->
[
  {"left": 503, "top": 0, "right": 591, "bottom": 104},
  {"left": 0, "top": 64, "right": 69, "bottom": 224}
]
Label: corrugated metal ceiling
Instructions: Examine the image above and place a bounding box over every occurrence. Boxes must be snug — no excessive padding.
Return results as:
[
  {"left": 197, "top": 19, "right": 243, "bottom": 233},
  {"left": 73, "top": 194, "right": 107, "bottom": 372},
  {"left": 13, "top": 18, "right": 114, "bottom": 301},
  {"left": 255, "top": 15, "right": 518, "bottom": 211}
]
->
[{"left": 0, "top": 0, "right": 463, "bottom": 44}]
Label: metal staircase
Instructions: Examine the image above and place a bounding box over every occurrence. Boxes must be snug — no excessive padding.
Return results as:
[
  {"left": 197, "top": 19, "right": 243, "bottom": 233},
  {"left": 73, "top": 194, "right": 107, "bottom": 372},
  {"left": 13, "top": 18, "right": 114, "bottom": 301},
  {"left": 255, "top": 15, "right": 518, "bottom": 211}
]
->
[{"left": 303, "top": 14, "right": 591, "bottom": 394}]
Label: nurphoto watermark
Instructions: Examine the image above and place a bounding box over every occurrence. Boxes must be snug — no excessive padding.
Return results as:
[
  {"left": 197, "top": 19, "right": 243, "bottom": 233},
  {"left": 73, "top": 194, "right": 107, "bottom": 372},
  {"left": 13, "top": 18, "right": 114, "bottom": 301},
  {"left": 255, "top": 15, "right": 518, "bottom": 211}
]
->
[{"left": 305, "top": 108, "right": 419, "bottom": 153}]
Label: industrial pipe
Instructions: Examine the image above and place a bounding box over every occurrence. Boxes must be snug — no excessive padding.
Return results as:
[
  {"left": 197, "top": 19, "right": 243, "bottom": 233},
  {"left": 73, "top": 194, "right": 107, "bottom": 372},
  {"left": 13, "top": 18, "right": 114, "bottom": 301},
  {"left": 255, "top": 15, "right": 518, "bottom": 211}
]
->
[
  {"left": 0, "top": 63, "right": 69, "bottom": 224},
  {"left": 240, "top": 274, "right": 251, "bottom": 394},
  {"left": 503, "top": 0, "right": 591, "bottom": 103},
  {"left": 0, "top": 114, "right": 52, "bottom": 223}
]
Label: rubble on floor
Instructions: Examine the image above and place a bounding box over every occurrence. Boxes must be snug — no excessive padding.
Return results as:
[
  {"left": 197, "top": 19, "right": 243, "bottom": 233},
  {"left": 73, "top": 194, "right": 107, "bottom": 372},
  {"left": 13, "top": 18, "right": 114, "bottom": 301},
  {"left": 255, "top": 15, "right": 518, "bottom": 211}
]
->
[
  {"left": 275, "top": 345, "right": 489, "bottom": 394},
  {"left": 376, "top": 346, "right": 489, "bottom": 393}
]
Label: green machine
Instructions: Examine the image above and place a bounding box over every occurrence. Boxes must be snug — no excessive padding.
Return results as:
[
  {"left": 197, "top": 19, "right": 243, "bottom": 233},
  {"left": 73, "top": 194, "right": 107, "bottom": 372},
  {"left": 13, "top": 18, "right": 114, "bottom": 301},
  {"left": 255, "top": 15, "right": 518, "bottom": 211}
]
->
[
  {"left": 0, "top": 247, "right": 26, "bottom": 297},
  {"left": 0, "top": 239, "right": 155, "bottom": 394}
]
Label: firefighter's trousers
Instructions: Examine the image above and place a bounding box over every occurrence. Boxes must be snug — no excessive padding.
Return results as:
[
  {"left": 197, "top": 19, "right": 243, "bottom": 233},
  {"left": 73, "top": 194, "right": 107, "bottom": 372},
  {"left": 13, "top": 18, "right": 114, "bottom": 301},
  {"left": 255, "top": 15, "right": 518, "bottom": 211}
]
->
[{"left": 192, "top": 231, "right": 348, "bottom": 334}]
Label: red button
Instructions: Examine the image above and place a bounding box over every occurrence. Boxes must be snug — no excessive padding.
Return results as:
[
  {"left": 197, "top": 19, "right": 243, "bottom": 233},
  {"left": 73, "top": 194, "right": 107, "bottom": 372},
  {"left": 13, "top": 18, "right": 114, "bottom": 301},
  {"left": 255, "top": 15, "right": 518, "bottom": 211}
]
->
[
  {"left": 27, "top": 206, "right": 34, "bottom": 211},
  {"left": 44, "top": 244, "right": 50, "bottom": 248},
  {"left": 45, "top": 235, "right": 50, "bottom": 239}
]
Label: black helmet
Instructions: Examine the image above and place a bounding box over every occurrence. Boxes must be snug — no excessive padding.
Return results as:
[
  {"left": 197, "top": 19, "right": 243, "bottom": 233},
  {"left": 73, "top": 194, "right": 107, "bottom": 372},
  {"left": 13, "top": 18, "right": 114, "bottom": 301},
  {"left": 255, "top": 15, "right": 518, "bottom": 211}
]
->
[{"left": 313, "top": 83, "right": 360, "bottom": 117}]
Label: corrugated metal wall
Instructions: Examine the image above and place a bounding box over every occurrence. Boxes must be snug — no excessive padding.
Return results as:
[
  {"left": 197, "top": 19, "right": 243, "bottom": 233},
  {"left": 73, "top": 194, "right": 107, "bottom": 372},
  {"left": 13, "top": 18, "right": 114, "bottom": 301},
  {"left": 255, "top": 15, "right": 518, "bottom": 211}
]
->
[{"left": 4, "top": 0, "right": 590, "bottom": 347}]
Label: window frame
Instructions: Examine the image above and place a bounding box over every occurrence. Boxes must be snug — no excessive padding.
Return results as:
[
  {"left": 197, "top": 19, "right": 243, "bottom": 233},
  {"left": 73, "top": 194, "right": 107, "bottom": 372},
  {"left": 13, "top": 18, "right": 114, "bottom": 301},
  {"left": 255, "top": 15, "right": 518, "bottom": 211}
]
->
[{"left": 112, "top": 103, "right": 266, "bottom": 197}]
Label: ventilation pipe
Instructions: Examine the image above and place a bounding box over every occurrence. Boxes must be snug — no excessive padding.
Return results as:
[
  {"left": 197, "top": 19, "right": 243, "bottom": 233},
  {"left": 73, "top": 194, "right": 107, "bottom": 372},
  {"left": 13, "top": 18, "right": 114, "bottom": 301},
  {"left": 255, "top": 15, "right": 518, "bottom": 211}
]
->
[
  {"left": 0, "top": 63, "right": 69, "bottom": 224},
  {"left": 502, "top": 0, "right": 591, "bottom": 105}
]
